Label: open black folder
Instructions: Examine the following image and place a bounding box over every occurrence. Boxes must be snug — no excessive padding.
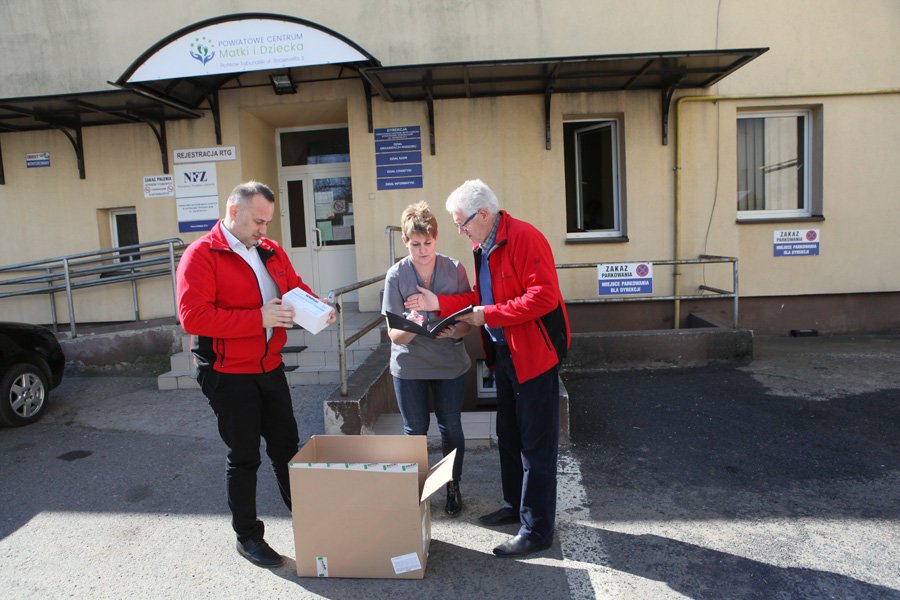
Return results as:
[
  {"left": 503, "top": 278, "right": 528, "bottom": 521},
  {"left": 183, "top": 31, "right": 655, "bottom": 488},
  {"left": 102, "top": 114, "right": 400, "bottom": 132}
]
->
[{"left": 385, "top": 305, "right": 474, "bottom": 338}]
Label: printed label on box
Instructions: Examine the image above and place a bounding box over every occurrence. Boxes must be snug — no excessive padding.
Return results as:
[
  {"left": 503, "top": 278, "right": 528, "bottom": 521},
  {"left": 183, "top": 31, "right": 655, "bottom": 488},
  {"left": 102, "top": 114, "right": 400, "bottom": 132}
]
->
[
  {"left": 316, "top": 556, "right": 328, "bottom": 577},
  {"left": 391, "top": 552, "right": 422, "bottom": 574}
]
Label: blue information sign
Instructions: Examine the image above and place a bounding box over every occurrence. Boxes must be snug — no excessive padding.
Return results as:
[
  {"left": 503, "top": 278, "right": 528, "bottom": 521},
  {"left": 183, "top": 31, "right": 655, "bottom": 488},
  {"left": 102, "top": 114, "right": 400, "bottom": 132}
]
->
[
  {"left": 375, "top": 139, "right": 422, "bottom": 153},
  {"left": 374, "top": 126, "right": 420, "bottom": 141},
  {"left": 774, "top": 229, "right": 820, "bottom": 256},
  {"left": 379, "top": 177, "right": 424, "bottom": 190},
  {"left": 178, "top": 219, "right": 218, "bottom": 233},
  {"left": 599, "top": 279, "right": 654, "bottom": 295},
  {"left": 375, "top": 126, "right": 424, "bottom": 190},
  {"left": 375, "top": 151, "right": 422, "bottom": 166},
  {"left": 377, "top": 164, "right": 423, "bottom": 178},
  {"left": 597, "top": 262, "right": 654, "bottom": 296},
  {"left": 26, "top": 152, "right": 51, "bottom": 168}
]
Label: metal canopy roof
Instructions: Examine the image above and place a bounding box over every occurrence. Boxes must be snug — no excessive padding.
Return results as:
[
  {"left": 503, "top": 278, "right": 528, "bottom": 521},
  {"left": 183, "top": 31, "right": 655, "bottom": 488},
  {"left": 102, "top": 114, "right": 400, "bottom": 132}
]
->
[
  {"left": 119, "top": 75, "right": 235, "bottom": 112},
  {"left": 0, "top": 88, "right": 203, "bottom": 181},
  {"left": 0, "top": 47, "right": 767, "bottom": 183},
  {"left": 118, "top": 62, "right": 377, "bottom": 109},
  {"left": 360, "top": 48, "right": 768, "bottom": 102},
  {"left": 0, "top": 89, "right": 200, "bottom": 133},
  {"left": 359, "top": 48, "right": 768, "bottom": 151}
]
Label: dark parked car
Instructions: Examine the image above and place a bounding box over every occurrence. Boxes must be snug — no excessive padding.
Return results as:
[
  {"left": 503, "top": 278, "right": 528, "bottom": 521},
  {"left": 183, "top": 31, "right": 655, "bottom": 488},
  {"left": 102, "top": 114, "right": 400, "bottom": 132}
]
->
[{"left": 0, "top": 322, "right": 65, "bottom": 427}]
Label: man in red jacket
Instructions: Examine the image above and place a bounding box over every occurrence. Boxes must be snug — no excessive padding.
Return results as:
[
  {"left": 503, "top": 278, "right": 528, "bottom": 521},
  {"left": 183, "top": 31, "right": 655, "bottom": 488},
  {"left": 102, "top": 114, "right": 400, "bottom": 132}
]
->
[
  {"left": 176, "top": 181, "right": 334, "bottom": 568},
  {"left": 407, "top": 179, "right": 570, "bottom": 558}
]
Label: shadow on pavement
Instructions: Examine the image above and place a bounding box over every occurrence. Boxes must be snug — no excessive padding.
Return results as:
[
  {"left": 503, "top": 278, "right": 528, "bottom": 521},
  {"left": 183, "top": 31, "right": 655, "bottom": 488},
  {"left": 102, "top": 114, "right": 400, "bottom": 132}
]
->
[
  {"left": 0, "top": 423, "right": 232, "bottom": 541},
  {"left": 563, "top": 524, "right": 900, "bottom": 599},
  {"left": 269, "top": 540, "right": 570, "bottom": 598},
  {"left": 564, "top": 364, "right": 900, "bottom": 521}
]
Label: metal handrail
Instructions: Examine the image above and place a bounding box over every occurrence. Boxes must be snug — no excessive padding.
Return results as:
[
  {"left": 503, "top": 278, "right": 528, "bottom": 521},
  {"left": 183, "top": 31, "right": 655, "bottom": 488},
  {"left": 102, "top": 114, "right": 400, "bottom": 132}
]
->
[
  {"left": 385, "top": 225, "right": 402, "bottom": 264},
  {"left": 0, "top": 238, "right": 185, "bottom": 337},
  {"left": 327, "top": 232, "right": 739, "bottom": 395},
  {"left": 557, "top": 254, "right": 739, "bottom": 328},
  {"left": 323, "top": 225, "right": 402, "bottom": 395},
  {"left": 326, "top": 274, "right": 387, "bottom": 396}
]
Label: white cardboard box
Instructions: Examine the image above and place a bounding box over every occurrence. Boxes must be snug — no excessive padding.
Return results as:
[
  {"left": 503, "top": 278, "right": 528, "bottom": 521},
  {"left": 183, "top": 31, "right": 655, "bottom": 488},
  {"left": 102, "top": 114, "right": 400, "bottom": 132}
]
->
[
  {"left": 282, "top": 287, "right": 331, "bottom": 334},
  {"left": 289, "top": 435, "right": 455, "bottom": 579}
]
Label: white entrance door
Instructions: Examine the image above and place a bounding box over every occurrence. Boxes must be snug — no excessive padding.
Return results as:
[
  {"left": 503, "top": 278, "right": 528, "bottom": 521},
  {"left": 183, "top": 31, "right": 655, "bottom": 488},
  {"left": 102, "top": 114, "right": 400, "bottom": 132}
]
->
[{"left": 278, "top": 166, "right": 357, "bottom": 299}]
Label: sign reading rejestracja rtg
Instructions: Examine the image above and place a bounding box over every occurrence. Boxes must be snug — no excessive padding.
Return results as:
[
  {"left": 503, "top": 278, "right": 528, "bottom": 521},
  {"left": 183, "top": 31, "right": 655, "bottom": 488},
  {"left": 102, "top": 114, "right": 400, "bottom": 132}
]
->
[{"left": 173, "top": 146, "right": 237, "bottom": 164}]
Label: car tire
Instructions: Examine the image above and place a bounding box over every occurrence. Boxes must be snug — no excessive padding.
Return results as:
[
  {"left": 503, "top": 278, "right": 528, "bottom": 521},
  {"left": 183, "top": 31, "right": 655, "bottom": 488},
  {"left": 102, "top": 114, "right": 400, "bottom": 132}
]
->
[{"left": 0, "top": 362, "right": 49, "bottom": 427}]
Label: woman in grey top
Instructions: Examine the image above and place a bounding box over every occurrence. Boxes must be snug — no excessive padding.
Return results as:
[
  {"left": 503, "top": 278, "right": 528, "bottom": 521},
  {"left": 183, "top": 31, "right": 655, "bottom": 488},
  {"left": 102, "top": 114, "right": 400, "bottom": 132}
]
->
[{"left": 382, "top": 201, "right": 471, "bottom": 516}]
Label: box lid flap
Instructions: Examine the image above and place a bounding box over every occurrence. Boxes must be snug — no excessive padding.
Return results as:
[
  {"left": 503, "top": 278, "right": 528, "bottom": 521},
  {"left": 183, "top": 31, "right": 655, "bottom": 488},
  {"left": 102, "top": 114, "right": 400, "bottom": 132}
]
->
[{"left": 420, "top": 449, "right": 456, "bottom": 502}]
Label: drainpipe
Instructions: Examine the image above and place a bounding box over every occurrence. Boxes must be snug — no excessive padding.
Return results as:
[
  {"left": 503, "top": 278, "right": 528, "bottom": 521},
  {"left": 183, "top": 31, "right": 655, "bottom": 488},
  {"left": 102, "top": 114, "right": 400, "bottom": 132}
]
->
[{"left": 672, "top": 88, "right": 900, "bottom": 329}]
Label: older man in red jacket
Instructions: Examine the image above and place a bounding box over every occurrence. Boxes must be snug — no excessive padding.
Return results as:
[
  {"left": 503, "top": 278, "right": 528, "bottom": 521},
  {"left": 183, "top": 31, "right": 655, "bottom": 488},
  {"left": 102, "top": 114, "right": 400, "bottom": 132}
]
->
[
  {"left": 408, "top": 179, "right": 570, "bottom": 558},
  {"left": 177, "top": 181, "right": 333, "bottom": 568}
]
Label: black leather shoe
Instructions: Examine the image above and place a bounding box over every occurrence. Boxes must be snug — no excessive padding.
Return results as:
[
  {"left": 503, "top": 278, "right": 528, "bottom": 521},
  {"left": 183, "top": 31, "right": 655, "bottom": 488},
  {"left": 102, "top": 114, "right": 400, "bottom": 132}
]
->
[
  {"left": 478, "top": 507, "right": 520, "bottom": 526},
  {"left": 492, "top": 534, "right": 553, "bottom": 558},
  {"left": 236, "top": 538, "right": 284, "bottom": 568},
  {"left": 445, "top": 481, "right": 462, "bottom": 517}
]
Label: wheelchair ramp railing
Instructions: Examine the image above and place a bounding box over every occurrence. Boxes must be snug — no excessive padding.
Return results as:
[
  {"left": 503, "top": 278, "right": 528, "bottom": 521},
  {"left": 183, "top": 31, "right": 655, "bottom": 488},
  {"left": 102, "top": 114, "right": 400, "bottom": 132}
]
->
[
  {"left": 0, "top": 238, "right": 185, "bottom": 337},
  {"left": 557, "top": 254, "right": 739, "bottom": 328}
]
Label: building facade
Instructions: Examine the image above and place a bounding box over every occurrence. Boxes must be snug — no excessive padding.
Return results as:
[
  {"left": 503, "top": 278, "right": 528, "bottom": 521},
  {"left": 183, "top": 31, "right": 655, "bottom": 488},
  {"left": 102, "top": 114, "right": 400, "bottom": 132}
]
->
[{"left": 1, "top": 0, "right": 898, "bottom": 333}]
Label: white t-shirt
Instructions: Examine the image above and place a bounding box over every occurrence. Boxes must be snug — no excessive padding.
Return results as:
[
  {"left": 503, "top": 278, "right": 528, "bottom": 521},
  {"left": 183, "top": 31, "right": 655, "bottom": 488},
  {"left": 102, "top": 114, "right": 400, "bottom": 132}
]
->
[{"left": 221, "top": 223, "right": 279, "bottom": 340}]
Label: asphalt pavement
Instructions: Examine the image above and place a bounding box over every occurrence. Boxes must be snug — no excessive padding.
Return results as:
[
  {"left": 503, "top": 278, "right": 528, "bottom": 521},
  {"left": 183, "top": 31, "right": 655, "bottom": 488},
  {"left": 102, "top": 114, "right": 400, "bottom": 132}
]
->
[{"left": 1, "top": 333, "right": 898, "bottom": 599}]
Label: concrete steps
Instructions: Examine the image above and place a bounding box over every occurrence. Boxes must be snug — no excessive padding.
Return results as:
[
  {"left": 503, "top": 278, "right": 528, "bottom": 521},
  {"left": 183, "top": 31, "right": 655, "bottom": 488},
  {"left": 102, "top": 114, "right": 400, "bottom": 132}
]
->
[{"left": 157, "top": 305, "right": 385, "bottom": 390}]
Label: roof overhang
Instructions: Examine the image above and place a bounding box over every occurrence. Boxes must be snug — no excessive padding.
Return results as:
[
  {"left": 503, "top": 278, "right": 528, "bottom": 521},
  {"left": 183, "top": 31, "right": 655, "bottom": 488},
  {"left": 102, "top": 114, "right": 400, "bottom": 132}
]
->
[
  {"left": 0, "top": 89, "right": 201, "bottom": 134},
  {"left": 0, "top": 44, "right": 765, "bottom": 183},
  {"left": 359, "top": 48, "right": 768, "bottom": 150},
  {"left": 0, "top": 88, "right": 202, "bottom": 181},
  {"left": 361, "top": 48, "right": 767, "bottom": 101}
]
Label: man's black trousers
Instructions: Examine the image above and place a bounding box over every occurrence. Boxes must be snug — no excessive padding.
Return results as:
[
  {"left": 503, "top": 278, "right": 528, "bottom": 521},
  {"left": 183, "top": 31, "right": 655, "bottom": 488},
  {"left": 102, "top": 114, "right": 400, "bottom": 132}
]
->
[
  {"left": 493, "top": 345, "right": 560, "bottom": 545},
  {"left": 199, "top": 367, "right": 300, "bottom": 543}
]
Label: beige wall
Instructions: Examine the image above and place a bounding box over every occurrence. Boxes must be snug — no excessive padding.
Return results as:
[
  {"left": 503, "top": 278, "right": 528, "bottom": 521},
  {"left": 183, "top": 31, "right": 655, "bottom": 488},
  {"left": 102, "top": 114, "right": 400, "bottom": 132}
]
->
[
  {"left": 4, "top": 0, "right": 897, "bottom": 94},
  {"left": 677, "top": 94, "right": 900, "bottom": 298},
  {"left": 356, "top": 89, "right": 681, "bottom": 310},
  {"left": 0, "top": 118, "right": 210, "bottom": 323},
  {"left": 1, "top": 0, "right": 898, "bottom": 323}
]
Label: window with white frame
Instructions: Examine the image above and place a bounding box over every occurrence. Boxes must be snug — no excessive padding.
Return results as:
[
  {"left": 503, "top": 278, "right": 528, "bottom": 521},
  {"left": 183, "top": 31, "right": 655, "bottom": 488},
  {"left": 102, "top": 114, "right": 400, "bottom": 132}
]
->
[
  {"left": 564, "top": 118, "right": 624, "bottom": 238},
  {"left": 737, "top": 109, "right": 812, "bottom": 219}
]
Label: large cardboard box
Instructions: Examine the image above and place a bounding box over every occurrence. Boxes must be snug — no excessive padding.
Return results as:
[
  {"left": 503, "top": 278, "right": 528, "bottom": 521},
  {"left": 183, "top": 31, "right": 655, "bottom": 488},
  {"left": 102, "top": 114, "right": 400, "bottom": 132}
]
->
[{"left": 288, "top": 435, "right": 455, "bottom": 579}]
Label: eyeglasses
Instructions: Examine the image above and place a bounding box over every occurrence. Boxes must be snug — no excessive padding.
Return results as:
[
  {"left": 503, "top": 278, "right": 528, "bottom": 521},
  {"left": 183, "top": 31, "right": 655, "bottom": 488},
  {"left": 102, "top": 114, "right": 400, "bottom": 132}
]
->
[{"left": 455, "top": 210, "right": 480, "bottom": 232}]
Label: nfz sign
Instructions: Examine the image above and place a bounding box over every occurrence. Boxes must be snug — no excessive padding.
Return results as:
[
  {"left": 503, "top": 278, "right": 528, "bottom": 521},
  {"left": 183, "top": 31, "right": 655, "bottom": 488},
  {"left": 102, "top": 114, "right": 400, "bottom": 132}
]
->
[
  {"left": 597, "top": 262, "right": 653, "bottom": 296},
  {"left": 174, "top": 163, "right": 219, "bottom": 233},
  {"left": 182, "top": 170, "right": 209, "bottom": 183},
  {"left": 174, "top": 164, "right": 216, "bottom": 194}
]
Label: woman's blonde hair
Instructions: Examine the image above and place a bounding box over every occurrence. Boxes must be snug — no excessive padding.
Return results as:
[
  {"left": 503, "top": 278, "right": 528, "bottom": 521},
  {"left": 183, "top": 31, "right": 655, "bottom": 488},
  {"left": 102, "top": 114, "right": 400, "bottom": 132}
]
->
[{"left": 400, "top": 201, "right": 438, "bottom": 240}]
